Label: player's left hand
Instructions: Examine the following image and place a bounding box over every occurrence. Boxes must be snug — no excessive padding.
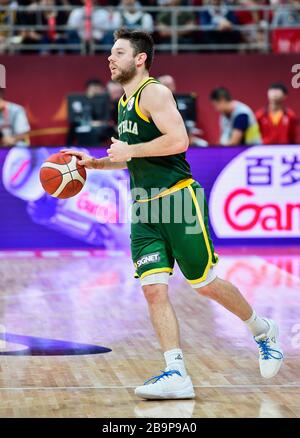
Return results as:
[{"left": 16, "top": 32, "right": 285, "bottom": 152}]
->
[{"left": 107, "top": 137, "right": 132, "bottom": 162}]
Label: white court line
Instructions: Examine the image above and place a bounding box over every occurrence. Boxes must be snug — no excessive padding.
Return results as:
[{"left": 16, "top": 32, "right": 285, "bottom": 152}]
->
[{"left": 0, "top": 384, "right": 299, "bottom": 391}]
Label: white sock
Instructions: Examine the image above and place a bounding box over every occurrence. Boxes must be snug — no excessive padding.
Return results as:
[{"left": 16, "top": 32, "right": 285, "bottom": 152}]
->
[
  {"left": 244, "top": 310, "right": 269, "bottom": 336},
  {"left": 164, "top": 348, "right": 187, "bottom": 377}
]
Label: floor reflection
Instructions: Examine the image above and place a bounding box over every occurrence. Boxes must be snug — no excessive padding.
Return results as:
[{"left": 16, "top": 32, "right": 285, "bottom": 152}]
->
[{"left": 0, "top": 249, "right": 299, "bottom": 418}]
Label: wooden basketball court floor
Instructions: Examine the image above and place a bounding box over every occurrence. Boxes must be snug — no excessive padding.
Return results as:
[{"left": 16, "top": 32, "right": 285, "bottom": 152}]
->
[{"left": 0, "top": 248, "right": 299, "bottom": 418}]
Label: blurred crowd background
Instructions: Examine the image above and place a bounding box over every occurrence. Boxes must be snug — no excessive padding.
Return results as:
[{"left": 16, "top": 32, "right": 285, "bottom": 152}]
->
[
  {"left": 1, "top": 0, "right": 300, "bottom": 54},
  {"left": 0, "top": 75, "right": 297, "bottom": 147},
  {"left": 0, "top": 0, "right": 300, "bottom": 147}
]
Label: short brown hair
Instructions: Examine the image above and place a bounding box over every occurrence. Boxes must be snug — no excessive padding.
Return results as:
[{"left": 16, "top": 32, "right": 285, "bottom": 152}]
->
[
  {"left": 114, "top": 28, "right": 154, "bottom": 71},
  {"left": 210, "top": 87, "right": 232, "bottom": 102}
]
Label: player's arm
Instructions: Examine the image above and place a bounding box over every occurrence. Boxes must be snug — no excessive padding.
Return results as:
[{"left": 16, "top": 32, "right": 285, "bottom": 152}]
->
[
  {"left": 61, "top": 149, "right": 127, "bottom": 170},
  {"left": 225, "top": 129, "right": 244, "bottom": 146},
  {"left": 2, "top": 107, "right": 31, "bottom": 146},
  {"left": 107, "top": 84, "right": 189, "bottom": 162},
  {"left": 1, "top": 132, "right": 30, "bottom": 146},
  {"left": 224, "top": 113, "right": 249, "bottom": 146},
  {"left": 91, "top": 156, "right": 128, "bottom": 170}
]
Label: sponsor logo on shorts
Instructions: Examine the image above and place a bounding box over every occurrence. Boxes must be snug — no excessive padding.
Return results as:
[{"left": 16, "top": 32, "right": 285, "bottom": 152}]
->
[{"left": 136, "top": 252, "right": 160, "bottom": 268}]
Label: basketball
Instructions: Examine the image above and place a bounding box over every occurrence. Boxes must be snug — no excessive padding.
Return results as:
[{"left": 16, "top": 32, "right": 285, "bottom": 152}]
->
[{"left": 39, "top": 152, "right": 86, "bottom": 199}]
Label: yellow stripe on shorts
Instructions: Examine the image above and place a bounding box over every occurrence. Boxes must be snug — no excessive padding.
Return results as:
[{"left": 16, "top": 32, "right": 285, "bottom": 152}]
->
[{"left": 186, "top": 184, "right": 213, "bottom": 284}]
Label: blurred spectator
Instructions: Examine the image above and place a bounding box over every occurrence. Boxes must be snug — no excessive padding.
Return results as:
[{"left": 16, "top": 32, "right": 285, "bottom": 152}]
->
[
  {"left": 155, "top": 0, "right": 197, "bottom": 46},
  {"left": 67, "top": 78, "right": 111, "bottom": 146},
  {"left": 256, "top": 83, "right": 297, "bottom": 145},
  {"left": 235, "top": 0, "right": 273, "bottom": 26},
  {"left": 158, "top": 74, "right": 194, "bottom": 123},
  {"left": 185, "top": 120, "right": 208, "bottom": 147},
  {"left": 16, "top": 0, "right": 69, "bottom": 54},
  {"left": 113, "top": 0, "right": 154, "bottom": 33},
  {"left": 67, "top": 0, "right": 119, "bottom": 49},
  {"left": 273, "top": 0, "right": 300, "bottom": 27},
  {"left": 200, "top": 0, "right": 241, "bottom": 48},
  {"left": 210, "top": 87, "right": 261, "bottom": 145},
  {"left": 0, "top": 0, "right": 18, "bottom": 53},
  {"left": 86, "top": 78, "right": 106, "bottom": 97},
  {"left": 0, "top": 88, "right": 30, "bottom": 146},
  {"left": 235, "top": 0, "right": 272, "bottom": 51},
  {"left": 157, "top": 74, "right": 176, "bottom": 93},
  {"left": 105, "top": 0, "right": 156, "bottom": 5},
  {"left": 158, "top": 73, "right": 208, "bottom": 145},
  {"left": 106, "top": 79, "right": 123, "bottom": 126}
]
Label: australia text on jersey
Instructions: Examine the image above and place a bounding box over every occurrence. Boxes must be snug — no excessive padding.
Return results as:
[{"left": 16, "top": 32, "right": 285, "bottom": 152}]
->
[{"left": 118, "top": 119, "right": 138, "bottom": 136}]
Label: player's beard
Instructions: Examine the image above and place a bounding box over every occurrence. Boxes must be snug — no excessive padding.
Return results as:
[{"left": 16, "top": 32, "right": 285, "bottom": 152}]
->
[{"left": 114, "top": 61, "right": 137, "bottom": 85}]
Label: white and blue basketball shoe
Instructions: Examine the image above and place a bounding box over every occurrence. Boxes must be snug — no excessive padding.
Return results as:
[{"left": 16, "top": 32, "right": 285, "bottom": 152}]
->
[
  {"left": 255, "top": 318, "right": 284, "bottom": 379},
  {"left": 135, "top": 369, "right": 195, "bottom": 400}
]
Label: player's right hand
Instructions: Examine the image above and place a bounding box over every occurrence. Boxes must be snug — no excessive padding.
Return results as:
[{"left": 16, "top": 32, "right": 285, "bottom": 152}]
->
[{"left": 60, "top": 149, "right": 96, "bottom": 169}]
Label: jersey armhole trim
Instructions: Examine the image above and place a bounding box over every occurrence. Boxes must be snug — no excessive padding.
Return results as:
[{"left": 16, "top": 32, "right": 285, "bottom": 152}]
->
[
  {"left": 119, "top": 76, "right": 154, "bottom": 108},
  {"left": 118, "top": 97, "right": 122, "bottom": 112},
  {"left": 135, "top": 79, "right": 159, "bottom": 123}
]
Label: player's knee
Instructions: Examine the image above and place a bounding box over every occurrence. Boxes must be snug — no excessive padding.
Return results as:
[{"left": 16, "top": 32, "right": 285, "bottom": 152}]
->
[
  {"left": 197, "top": 284, "right": 213, "bottom": 297},
  {"left": 143, "top": 284, "right": 168, "bottom": 306},
  {"left": 198, "top": 277, "right": 239, "bottom": 300},
  {"left": 196, "top": 278, "right": 219, "bottom": 298}
]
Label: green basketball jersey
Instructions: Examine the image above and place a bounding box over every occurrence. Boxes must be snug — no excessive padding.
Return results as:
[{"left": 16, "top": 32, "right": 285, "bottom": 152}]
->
[{"left": 117, "top": 77, "right": 192, "bottom": 200}]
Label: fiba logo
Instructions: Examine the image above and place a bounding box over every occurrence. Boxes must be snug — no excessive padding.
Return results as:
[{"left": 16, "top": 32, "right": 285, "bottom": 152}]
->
[
  {"left": 127, "top": 97, "right": 135, "bottom": 111},
  {"left": 291, "top": 64, "right": 300, "bottom": 89},
  {"left": 0, "top": 64, "right": 6, "bottom": 88}
]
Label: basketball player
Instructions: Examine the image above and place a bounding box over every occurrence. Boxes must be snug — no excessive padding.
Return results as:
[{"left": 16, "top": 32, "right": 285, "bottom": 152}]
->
[{"left": 62, "top": 29, "right": 283, "bottom": 400}]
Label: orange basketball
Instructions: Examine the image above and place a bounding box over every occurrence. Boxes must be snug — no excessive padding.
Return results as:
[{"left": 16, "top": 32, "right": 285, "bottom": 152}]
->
[{"left": 39, "top": 152, "right": 86, "bottom": 199}]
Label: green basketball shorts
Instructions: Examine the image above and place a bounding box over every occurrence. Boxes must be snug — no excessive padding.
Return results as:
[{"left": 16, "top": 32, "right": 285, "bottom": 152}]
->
[{"left": 130, "top": 179, "right": 219, "bottom": 288}]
